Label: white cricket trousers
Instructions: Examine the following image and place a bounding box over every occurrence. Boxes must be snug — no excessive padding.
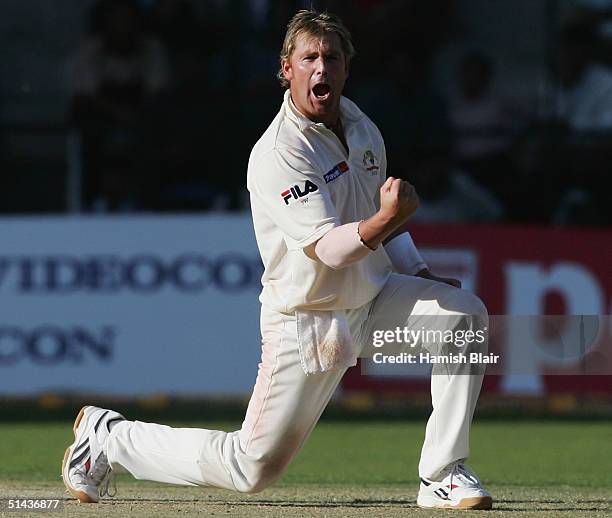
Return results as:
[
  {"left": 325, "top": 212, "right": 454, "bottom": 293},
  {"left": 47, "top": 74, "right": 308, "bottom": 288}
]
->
[{"left": 107, "top": 273, "right": 488, "bottom": 492}]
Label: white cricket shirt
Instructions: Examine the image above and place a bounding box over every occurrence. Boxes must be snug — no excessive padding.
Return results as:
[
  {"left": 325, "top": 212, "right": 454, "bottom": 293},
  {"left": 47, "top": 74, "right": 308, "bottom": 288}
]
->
[{"left": 247, "top": 91, "right": 392, "bottom": 313}]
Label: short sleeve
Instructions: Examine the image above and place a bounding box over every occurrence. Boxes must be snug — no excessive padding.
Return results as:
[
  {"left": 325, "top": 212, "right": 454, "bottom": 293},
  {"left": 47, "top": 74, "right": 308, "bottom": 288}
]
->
[{"left": 249, "top": 147, "right": 339, "bottom": 250}]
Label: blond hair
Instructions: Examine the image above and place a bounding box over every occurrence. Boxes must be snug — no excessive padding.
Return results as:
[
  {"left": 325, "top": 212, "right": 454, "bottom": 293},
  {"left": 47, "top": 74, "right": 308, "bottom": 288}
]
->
[{"left": 277, "top": 10, "right": 356, "bottom": 88}]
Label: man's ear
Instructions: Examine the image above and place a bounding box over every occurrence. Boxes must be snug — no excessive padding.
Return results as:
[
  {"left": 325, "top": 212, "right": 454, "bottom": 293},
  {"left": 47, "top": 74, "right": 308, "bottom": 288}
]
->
[{"left": 281, "top": 57, "right": 293, "bottom": 82}]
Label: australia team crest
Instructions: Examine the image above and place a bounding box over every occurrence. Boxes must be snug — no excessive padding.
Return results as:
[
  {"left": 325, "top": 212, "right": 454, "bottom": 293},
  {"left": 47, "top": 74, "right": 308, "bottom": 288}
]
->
[{"left": 363, "top": 150, "right": 380, "bottom": 175}]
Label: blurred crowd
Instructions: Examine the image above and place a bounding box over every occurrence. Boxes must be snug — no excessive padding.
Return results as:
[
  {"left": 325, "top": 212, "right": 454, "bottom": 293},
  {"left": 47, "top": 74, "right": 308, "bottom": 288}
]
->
[{"left": 67, "top": 0, "right": 612, "bottom": 226}]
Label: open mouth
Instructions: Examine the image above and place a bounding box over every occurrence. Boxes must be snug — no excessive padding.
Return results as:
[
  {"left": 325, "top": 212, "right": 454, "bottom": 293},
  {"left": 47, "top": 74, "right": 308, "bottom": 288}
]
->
[{"left": 312, "top": 83, "right": 331, "bottom": 100}]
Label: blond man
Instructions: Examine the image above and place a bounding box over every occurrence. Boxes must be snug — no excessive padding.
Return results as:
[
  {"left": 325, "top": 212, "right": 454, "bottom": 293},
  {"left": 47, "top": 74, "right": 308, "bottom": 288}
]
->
[{"left": 62, "top": 10, "right": 492, "bottom": 510}]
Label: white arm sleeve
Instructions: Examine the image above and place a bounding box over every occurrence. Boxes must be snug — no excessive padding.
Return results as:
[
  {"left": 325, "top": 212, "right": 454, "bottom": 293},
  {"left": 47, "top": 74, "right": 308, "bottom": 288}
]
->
[
  {"left": 383, "top": 231, "right": 427, "bottom": 275},
  {"left": 313, "top": 222, "right": 372, "bottom": 270}
]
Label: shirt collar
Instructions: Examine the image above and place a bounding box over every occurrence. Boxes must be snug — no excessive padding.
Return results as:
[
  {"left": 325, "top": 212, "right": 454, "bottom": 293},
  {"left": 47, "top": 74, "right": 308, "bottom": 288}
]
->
[{"left": 283, "top": 89, "right": 364, "bottom": 133}]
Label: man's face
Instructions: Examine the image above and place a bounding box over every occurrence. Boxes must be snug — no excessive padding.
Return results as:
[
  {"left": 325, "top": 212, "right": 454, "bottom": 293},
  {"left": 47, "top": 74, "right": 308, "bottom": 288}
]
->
[{"left": 282, "top": 32, "right": 348, "bottom": 126}]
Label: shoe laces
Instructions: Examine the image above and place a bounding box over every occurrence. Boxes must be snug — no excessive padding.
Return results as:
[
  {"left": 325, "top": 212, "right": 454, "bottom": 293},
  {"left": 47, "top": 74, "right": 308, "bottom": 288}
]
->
[
  {"left": 74, "top": 451, "right": 118, "bottom": 499},
  {"left": 99, "top": 471, "right": 117, "bottom": 498},
  {"left": 90, "top": 452, "right": 118, "bottom": 498},
  {"left": 434, "top": 460, "right": 459, "bottom": 480},
  {"left": 450, "top": 463, "right": 480, "bottom": 487}
]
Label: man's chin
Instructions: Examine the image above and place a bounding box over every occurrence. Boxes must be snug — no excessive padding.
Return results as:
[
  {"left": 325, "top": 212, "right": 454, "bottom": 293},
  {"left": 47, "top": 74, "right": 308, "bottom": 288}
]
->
[{"left": 310, "top": 99, "right": 339, "bottom": 121}]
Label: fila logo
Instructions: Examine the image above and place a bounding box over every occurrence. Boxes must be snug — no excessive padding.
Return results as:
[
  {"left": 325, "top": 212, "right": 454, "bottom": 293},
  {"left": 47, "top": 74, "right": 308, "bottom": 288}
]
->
[{"left": 281, "top": 180, "right": 319, "bottom": 205}]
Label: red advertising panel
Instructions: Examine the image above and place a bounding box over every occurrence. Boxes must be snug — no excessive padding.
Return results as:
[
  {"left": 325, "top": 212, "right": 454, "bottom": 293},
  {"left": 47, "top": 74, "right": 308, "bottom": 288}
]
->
[{"left": 343, "top": 224, "right": 612, "bottom": 396}]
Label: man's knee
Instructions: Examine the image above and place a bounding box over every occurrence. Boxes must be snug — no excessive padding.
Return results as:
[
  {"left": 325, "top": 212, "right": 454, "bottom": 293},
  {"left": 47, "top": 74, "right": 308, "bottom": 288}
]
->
[
  {"left": 440, "top": 290, "right": 489, "bottom": 353},
  {"left": 446, "top": 289, "right": 488, "bottom": 324},
  {"left": 235, "top": 430, "right": 305, "bottom": 493},
  {"left": 458, "top": 292, "right": 489, "bottom": 355},
  {"left": 466, "top": 292, "right": 488, "bottom": 324},
  {"left": 236, "top": 454, "right": 292, "bottom": 494}
]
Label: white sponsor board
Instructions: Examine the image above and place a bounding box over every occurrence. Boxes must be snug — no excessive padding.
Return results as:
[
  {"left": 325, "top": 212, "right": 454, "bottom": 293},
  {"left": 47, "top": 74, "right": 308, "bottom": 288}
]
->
[{"left": 0, "top": 214, "right": 263, "bottom": 395}]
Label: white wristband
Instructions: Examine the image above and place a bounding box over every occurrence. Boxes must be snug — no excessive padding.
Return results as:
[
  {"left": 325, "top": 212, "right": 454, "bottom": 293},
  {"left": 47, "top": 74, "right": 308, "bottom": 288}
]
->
[{"left": 383, "top": 231, "right": 427, "bottom": 275}]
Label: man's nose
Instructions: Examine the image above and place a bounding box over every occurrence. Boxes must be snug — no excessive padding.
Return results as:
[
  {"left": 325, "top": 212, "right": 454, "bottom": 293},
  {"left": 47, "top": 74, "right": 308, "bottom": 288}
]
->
[{"left": 315, "top": 57, "right": 328, "bottom": 75}]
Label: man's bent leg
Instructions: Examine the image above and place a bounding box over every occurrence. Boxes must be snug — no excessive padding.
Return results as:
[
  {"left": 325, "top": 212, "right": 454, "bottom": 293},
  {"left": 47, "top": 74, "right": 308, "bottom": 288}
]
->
[
  {"left": 107, "top": 307, "right": 347, "bottom": 493},
  {"left": 360, "top": 274, "right": 488, "bottom": 480},
  {"left": 417, "top": 288, "right": 487, "bottom": 480}
]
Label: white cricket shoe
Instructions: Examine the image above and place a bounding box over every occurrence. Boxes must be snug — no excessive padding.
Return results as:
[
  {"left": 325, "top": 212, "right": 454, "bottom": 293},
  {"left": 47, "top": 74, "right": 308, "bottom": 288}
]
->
[
  {"left": 417, "top": 462, "right": 492, "bottom": 510},
  {"left": 61, "top": 405, "right": 125, "bottom": 503}
]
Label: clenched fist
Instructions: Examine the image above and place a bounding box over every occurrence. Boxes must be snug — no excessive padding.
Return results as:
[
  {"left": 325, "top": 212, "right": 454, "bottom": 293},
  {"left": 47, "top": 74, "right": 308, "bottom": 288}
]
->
[{"left": 379, "top": 177, "right": 419, "bottom": 225}]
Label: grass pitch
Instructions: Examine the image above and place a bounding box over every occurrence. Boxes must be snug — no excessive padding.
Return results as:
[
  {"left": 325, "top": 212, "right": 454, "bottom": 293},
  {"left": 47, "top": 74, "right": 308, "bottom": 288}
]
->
[{"left": 1, "top": 419, "right": 611, "bottom": 517}]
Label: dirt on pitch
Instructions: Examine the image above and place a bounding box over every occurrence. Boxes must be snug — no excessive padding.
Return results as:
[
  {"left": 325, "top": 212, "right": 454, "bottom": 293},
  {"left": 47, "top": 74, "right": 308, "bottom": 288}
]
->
[{"left": 1, "top": 481, "right": 611, "bottom": 518}]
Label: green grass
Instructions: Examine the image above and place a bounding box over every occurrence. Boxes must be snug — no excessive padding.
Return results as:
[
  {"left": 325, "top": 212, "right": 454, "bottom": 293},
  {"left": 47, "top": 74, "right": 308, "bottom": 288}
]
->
[
  {"left": 1, "top": 420, "right": 610, "bottom": 487},
  {"left": 1, "top": 419, "right": 611, "bottom": 516}
]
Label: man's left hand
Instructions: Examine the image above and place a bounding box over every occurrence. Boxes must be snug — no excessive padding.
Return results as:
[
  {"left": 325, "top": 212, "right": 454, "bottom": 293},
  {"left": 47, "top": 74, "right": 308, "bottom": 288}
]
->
[{"left": 415, "top": 268, "right": 462, "bottom": 289}]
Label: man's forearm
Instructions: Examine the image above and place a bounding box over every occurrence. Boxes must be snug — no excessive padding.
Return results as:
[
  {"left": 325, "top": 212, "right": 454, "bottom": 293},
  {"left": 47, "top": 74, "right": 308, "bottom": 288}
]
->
[
  {"left": 309, "top": 222, "right": 371, "bottom": 270},
  {"left": 306, "top": 176, "right": 419, "bottom": 269},
  {"left": 306, "top": 212, "right": 408, "bottom": 270},
  {"left": 357, "top": 211, "right": 406, "bottom": 250}
]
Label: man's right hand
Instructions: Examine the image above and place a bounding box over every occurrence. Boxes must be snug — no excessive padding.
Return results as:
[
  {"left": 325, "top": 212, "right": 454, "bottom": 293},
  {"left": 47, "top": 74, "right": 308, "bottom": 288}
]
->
[
  {"left": 379, "top": 177, "right": 419, "bottom": 225},
  {"left": 355, "top": 177, "right": 420, "bottom": 251}
]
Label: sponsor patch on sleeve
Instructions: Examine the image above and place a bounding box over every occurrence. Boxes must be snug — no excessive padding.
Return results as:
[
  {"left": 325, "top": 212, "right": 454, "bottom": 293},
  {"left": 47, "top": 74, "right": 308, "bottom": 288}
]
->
[
  {"left": 323, "top": 161, "right": 349, "bottom": 184},
  {"left": 280, "top": 180, "right": 319, "bottom": 205}
]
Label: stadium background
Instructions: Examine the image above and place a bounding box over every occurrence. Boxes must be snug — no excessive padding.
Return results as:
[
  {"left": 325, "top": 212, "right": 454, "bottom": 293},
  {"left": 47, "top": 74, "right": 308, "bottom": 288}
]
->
[{"left": 0, "top": 1, "right": 611, "bottom": 515}]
